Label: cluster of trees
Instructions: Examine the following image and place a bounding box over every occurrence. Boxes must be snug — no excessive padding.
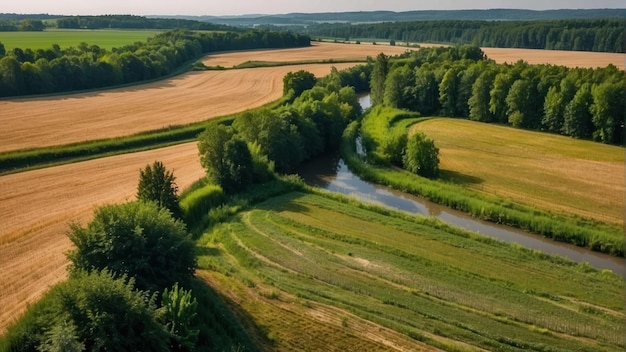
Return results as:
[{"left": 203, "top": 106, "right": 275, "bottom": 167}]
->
[
  {"left": 305, "top": 19, "right": 626, "bottom": 53},
  {"left": 198, "top": 67, "right": 367, "bottom": 193},
  {"left": 371, "top": 46, "right": 625, "bottom": 145},
  {"left": 55, "top": 15, "right": 234, "bottom": 31},
  {"left": 2, "top": 163, "right": 202, "bottom": 351},
  {"left": 0, "top": 29, "right": 310, "bottom": 97},
  {"left": 0, "top": 19, "right": 45, "bottom": 31}
]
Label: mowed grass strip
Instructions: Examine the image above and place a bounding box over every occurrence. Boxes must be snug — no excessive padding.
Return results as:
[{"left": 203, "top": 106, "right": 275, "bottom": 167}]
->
[
  {"left": 198, "top": 191, "right": 624, "bottom": 351},
  {"left": 0, "top": 29, "right": 161, "bottom": 50},
  {"left": 413, "top": 118, "right": 624, "bottom": 225}
]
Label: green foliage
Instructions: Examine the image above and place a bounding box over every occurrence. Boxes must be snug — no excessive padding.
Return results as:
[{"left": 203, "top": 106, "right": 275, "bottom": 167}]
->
[
  {"left": 590, "top": 81, "right": 626, "bottom": 144},
  {"left": 305, "top": 18, "right": 626, "bottom": 53},
  {"left": 137, "top": 161, "right": 181, "bottom": 218},
  {"left": 1, "top": 270, "right": 168, "bottom": 352},
  {"left": 67, "top": 201, "right": 196, "bottom": 292},
  {"left": 380, "top": 130, "right": 408, "bottom": 166},
  {"left": 403, "top": 132, "right": 440, "bottom": 178},
  {"left": 563, "top": 83, "right": 594, "bottom": 139},
  {"left": 179, "top": 183, "right": 225, "bottom": 226},
  {"left": 283, "top": 69, "right": 317, "bottom": 97},
  {"left": 37, "top": 321, "right": 84, "bottom": 352},
  {"left": 369, "top": 53, "right": 388, "bottom": 106},
  {"left": 159, "top": 283, "right": 199, "bottom": 351}
]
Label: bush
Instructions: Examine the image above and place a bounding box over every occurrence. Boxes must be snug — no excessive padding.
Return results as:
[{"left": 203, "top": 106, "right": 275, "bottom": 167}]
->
[
  {"left": 137, "top": 161, "right": 181, "bottom": 218},
  {"left": 180, "top": 184, "right": 225, "bottom": 226},
  {"left": 67, "top": 201, "right": 196, "bottom": 292},
  {"left": 403, "top": 132, "right": 440, "bottom": 178}
]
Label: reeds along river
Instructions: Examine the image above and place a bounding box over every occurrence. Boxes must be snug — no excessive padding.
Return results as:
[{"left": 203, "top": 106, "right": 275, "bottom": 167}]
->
[{"left": 298, "top": 94, "right": 625, "bottom": 278}]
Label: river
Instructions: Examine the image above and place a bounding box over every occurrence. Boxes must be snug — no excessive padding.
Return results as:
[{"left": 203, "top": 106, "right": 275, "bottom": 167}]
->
[{"left": 298, "top": 94, "right": 625, "bottom": 277}]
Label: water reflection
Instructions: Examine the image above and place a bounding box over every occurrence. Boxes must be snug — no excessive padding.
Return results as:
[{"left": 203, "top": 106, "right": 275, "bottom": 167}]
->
[{"left": 298, "top": 152, "right": 626, "bottom": 278}]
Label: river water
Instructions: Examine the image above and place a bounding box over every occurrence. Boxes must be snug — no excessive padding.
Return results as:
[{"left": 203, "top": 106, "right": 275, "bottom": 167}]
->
[{"left": 298, "top": 94, "right": 625, "bottom": 277}]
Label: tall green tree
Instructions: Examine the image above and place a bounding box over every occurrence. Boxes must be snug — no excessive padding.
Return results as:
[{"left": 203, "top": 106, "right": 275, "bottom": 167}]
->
[
  {"left": 489, "top": 72, "right": 514, "bottom": 123},
  {"left": 414, "top": 67, "right": 439, "bottom": 115},
  {"left": 67, "top": 201, "right": 196, "bottom": 292},
  {"left": 283, "top": 70, "right": 316, "bottom": 97},
  {"left": 590, "top": 81, "right": 625, "bottom": 144},
  {"left": 383, "top": 65, "right": 416, "bottom": 110},
  {"left": 439, "top": 66, "right": 461, "bottom": 116},
  {"left": 370, "top": 53, "right": 389, "bottom": 106},
  {"left": 468, "top": 70, "right": 495, "bottom": 122},
  {"left": 563, "top": 83, "right": 594, "bottom": 139},
  {"left": 403, "top": 132, "right": 440, "bottom": 178},
  {"left": 137, "top": 161, "right": 181, "bottom": 218}
]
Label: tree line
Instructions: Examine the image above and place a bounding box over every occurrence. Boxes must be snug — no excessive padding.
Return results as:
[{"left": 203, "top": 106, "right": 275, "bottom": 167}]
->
[
  {"left": 370, "top": 46, "right": 625, "bottom": 145},
  {"left": 0, "top": 29, "right": 310, "bottom": 97},
  {"left": 0, "top": 19, "right": 45, "bottom": 31},
  {"left": 304, "top": 19, "right": 626, "bottom": 53},
  {"left": 55, "top": 15, "right": 234, "bottom": 31}
]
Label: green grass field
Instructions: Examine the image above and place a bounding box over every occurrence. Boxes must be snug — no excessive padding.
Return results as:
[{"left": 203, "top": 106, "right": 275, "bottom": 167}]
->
[
  {"left": 355, "top": 109, "right": 623, "bottom": 255},
  {"left": 0, "top": 29, "right": 161, "bottom": 50},
  {"left": 413, "top": 118, "right": 624, "bottom": 225},
  {"left": 197, "top": 190, "right": 625, "bottom": 351}
]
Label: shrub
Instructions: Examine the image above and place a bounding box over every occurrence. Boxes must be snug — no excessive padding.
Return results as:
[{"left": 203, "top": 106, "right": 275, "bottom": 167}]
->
[
  {"left": 403, "top": 132, "right": 440, "bottom": 178},
  {"left": 180, "top": 184, "right": 225, "bottom": 225},
  {"left": 67, "top": 201, "right": 196, "bottom": 292}
]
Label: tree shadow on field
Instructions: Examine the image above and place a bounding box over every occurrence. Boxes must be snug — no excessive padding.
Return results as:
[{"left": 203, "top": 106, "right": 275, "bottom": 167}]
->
[{"left": 439, "top": 169, "right": 483, "bottom": 186}]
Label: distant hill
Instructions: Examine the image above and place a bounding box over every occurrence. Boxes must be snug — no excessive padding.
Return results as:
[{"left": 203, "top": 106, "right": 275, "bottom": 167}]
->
[{"left": 152, "top": 9, "right": 626, "bottom": 26}]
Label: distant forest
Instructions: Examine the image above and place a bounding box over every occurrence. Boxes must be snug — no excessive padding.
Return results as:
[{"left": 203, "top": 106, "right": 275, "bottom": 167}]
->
[
  {"left": 304, "top": 19, "right": 626, "bottom": 53},
  {"left": 0, "top": 14, "right": 235, "bottom": 32}
]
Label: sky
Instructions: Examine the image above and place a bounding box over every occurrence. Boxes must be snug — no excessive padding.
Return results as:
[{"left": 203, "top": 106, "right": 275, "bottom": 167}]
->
[{"left": 1, "top": 0, "right": 625, "bottom": 16}]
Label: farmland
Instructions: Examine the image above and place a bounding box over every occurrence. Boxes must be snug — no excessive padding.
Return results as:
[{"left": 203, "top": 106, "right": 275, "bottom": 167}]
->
[
  {"left": 196, "top": 191, "right": 625, "bottom": 351},
  {"left": 1, "top": 40, "right": 624, "bottom": 340},
  {"left": 414, "top": 119, "right": 625, "bottom": 225},
  {"left": 0, "top": 29, "right": 161, "bottom": 50}
]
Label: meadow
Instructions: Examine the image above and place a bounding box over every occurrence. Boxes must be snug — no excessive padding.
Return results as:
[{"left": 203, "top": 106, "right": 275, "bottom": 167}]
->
[
  {"left": 356, "top": 108, "right": 623, "bottom": 255},
  {"left": 196, "top": 190, "right": 625, "bottom": 351},
  {"left": 414, "top": 119, "right": 625, "bottom": 225},
  {"left": 1, "top": 40, "right": 623, "bottom": 336},
  {"left": 0, "top": 29, "right": 161, "bottom": 50}
]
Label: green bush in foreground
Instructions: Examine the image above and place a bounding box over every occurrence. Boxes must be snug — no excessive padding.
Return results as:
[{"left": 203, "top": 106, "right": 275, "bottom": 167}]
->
[
  {"left": 67, "top": 201, "right": 196, "bottom": 292},
  {"left": 402, "top": 131, "right": 440, "bottom": 178}
]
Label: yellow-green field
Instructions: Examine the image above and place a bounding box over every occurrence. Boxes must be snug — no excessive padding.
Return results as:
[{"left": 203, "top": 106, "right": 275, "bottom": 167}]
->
[
  {"left": 0, "top": 29, "right": 161, "bottom": 50},
  {"left": 197, "top": 191, "right": 625, "bottom": 351},
  {"left": 413, "top": 119, "right": 624, "bottom": 226}
]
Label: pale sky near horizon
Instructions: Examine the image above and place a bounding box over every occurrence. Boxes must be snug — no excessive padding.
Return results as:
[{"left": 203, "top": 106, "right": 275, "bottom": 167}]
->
[{"left": 1, "top": 0, "right": 625, "bottom": 16}]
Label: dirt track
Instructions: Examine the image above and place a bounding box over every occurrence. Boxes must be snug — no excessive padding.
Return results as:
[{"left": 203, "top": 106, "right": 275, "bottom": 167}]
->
[{"left": 1, "top": 42, "right": 623, "bottom": 333}]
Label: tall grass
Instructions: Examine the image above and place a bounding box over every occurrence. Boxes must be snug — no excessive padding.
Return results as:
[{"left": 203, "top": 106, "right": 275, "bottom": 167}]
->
[
  {"left": 343, "top": 120, "right": 625, "bottom": 256},
  {"left": 195, "top": 191, "right": 624, "bottom": 351}
]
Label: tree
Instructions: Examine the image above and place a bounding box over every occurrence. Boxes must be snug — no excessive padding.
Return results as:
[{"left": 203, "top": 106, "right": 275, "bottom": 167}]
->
[
  {"left": 53, "top": 270, "right": 168, "bottom": 352},
  {"left": 542, "top": 77, "right": 576, "bottom": 132},
  {"left": 67, "top": 201, "right": 196, "bottom": 292},
  {"left": 283, "top": 70, "right": 316, "bottom": 97},
  {"left": 414, "top": 67, "right": 439, "bottom": 115},
  {"left": 137, "top": 161, "right": 181, "bottom": 218},
  {"left": 159, "top": 283, "right": 199, "bottom": 351},
  {"left": 468, "top": 70, "right": 495, "bottom": 122},
  {"left": 198, "top": 123, "right": 255, "bottom": 192},
  {"left": 439, "top": 66, "right": 461, "bottom": 116},
  {"left": 370, "top": 53, "right": 389, "bottom": 106},
  {"left": 403, "top": 132, "right": 440, "bottom": 178},
  {"left": 489, "top": 72, "right": 514, "bottom": 123},
  {"left": 562, "top": 83, "right": 594, "bottom": 138},
  {"left": 590, "top": 81, "right": 625, "bottom": 144},
  {"left": 383, "top": 65, "right": 416, "bottom": 109},
  {"left": 0, "top": 42, "right": 5, "bottom": 57}
]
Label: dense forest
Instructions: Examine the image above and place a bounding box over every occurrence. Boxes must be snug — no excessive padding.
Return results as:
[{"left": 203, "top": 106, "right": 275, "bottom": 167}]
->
[
  {"left": 369, "top": 46, "right": 625, "bottom": 145},
  {"left": 0, "top": 29, "right": 310, "bottom": 97},
  {"left": 0, "top": 14, "right": 234, "bottom": 31},
  {"left": 55, "top": 15, "right": 234, "bottom": 31},
  {"left": 305, "top": 19, "right": 626, "bottom": 53}
]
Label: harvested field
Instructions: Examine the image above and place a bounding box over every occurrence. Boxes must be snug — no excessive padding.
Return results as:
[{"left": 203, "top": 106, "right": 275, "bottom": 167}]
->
[
  {"left": 414, "top": 118, "right": 625, "bottom": 225},
  {"left": 0, "top": 64, "right": 356, "bottom": 154},
  {"left": 201, "top": 41, "right": 416, "bottom": 67},
  {"left": 482, "top": 47, "right": 625, "bottom": 69},
  {"left": 0, "top": 142, "right": 203, "bottom": 332}
]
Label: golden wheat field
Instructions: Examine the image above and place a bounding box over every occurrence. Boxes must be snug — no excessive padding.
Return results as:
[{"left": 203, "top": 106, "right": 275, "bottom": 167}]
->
[
  {"left": 482, "top": 47, "right": 625, "bottom": 69},
  {"left": 0, "top": 42, "right": 623, "bottom": 333}
]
